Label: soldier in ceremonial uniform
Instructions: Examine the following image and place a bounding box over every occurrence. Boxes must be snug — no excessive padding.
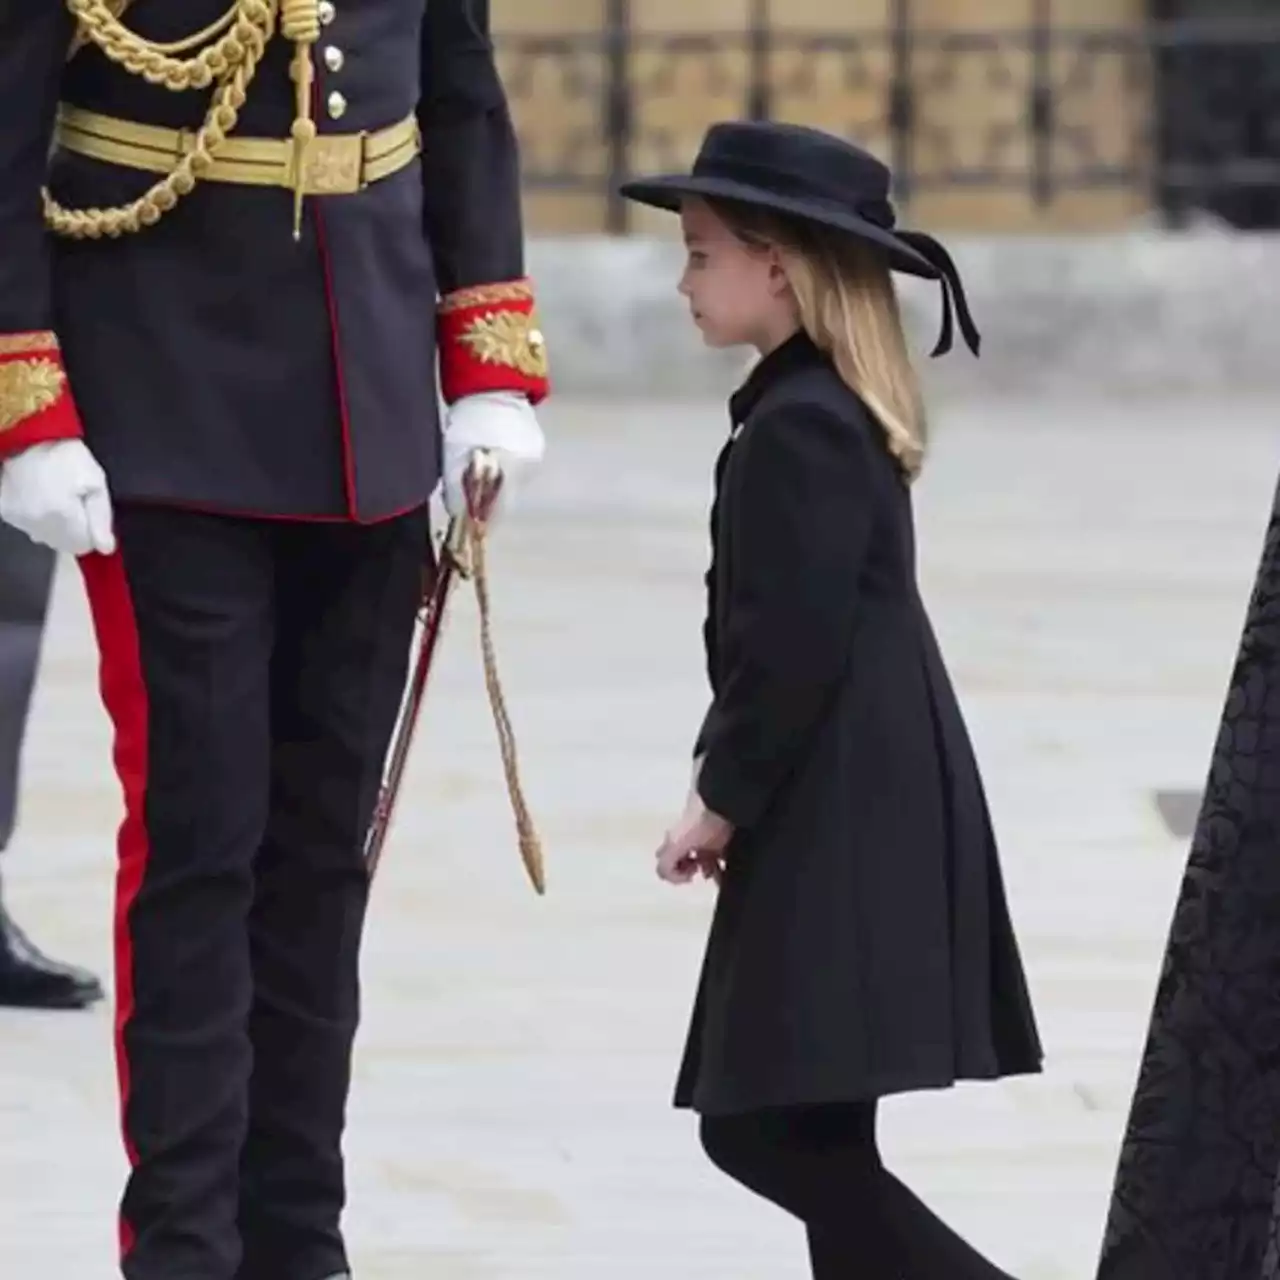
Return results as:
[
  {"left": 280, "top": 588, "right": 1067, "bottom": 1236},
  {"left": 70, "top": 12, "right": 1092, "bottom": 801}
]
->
[{"left": 0, "top": 3, "right": 548, "bottom": 1278}]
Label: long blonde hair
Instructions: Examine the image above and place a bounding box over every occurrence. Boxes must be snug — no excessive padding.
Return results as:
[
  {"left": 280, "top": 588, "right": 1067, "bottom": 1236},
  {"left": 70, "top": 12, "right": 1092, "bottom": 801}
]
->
[{"left": 710, "top": 198, "right": 928, "bottom": 480}]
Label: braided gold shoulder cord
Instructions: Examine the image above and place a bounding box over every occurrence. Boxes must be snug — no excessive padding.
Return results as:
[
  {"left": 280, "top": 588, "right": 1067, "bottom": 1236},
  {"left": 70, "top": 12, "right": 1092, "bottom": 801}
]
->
[{"left": 49, "top": 0, "right": 321, "bottom": 240}]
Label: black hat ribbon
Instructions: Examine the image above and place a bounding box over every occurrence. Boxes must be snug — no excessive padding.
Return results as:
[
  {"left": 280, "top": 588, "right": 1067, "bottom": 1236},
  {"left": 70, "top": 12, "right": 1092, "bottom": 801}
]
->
[{"left": 895, "top": 230, "right": 982, "bottom": 359}]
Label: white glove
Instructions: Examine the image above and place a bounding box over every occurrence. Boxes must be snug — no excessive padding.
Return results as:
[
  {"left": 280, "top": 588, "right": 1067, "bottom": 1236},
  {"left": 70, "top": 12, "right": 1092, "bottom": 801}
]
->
[
  {"left": 0, "top": 439, "right": 115, "bottom": 556},
  {"left": 441, "top": 391, "right": 546, "bottom": 522}
]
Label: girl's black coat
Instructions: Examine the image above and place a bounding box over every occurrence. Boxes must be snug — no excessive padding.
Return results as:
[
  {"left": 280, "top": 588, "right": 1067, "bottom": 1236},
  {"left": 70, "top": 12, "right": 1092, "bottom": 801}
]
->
[{"left": 678, "top": 332, "right": 1043, "bottom": 1115}]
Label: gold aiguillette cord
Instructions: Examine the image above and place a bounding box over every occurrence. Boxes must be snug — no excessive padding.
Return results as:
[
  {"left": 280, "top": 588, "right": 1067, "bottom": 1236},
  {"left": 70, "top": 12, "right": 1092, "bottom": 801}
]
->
[{"left": 455, "top": 453, "right": 546, "bottom": 895}]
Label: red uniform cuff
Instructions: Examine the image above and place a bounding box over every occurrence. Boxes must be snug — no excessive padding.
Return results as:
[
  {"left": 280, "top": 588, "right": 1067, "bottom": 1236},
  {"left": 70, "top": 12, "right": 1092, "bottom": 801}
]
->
[
  {"left": 0, "top": 331, "right": 83, "bottom": 458},
  {"left": 437, "top": 278, "right": 549, "bottom": 406}
]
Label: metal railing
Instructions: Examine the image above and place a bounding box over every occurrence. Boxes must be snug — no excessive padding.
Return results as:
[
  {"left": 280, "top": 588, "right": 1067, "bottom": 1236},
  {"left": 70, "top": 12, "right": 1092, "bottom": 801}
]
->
[{"left": 495, "top": 9, "right": 1280, "bottom": 232}]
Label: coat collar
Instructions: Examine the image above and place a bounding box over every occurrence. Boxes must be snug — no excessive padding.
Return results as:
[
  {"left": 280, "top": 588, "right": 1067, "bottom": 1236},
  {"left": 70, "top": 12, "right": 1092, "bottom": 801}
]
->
[{"left": 728, "top": 329, "right": 827, "bottom": 425}]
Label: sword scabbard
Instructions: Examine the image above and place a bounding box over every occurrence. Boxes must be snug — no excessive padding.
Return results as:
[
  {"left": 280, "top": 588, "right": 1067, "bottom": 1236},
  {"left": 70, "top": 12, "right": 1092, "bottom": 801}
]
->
[{"left": 365, "top": 446, "right": 537, "bottom": 887}]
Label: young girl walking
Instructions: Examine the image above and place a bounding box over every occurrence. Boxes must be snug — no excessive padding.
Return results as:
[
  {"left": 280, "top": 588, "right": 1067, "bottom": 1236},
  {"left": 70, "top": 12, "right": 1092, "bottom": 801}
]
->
[{"left": 621, "top": 121, "right": 1043, "bottom": 1279}]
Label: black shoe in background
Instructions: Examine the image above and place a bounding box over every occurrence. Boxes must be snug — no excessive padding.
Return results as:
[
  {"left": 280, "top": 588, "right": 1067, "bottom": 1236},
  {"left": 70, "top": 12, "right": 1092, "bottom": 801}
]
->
[{"left": 0, "top": 904, "right": 104, "bottom": 1010}]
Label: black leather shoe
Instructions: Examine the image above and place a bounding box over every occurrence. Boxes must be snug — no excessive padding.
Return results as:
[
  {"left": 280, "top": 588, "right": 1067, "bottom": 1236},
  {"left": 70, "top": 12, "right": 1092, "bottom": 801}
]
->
[{"left": 0, "top": 906, "right": 104, "bottom": 1010}]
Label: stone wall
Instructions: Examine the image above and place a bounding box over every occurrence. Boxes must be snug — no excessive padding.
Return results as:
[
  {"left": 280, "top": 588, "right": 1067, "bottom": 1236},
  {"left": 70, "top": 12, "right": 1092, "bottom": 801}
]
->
[{"left": 527, "top": 227, "right": 1280, "bottom": 397}]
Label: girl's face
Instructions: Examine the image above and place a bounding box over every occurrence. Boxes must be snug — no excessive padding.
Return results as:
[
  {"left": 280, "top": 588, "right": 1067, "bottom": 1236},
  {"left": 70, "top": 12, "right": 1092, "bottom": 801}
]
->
[{"left": 677, "top": 198, "right": 795, "bottom": 351}]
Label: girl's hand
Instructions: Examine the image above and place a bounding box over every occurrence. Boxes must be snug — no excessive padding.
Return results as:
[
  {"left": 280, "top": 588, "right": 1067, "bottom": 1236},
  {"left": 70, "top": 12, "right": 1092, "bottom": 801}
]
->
[{"left": 656, "top": 805, "right": 734, "bottom": 885}]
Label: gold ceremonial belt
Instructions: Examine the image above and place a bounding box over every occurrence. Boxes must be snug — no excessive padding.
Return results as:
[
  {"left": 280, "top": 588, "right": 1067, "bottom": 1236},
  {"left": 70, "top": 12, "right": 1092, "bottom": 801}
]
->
[{"left": 53, "top": 105, "right": 422, "bottom": 196}]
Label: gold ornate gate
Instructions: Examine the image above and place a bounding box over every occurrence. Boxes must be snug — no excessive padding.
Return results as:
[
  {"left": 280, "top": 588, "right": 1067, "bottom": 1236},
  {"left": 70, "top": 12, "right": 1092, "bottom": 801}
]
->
[{"left": 495, "top": 0, "right": 1274, "bottom": 235}]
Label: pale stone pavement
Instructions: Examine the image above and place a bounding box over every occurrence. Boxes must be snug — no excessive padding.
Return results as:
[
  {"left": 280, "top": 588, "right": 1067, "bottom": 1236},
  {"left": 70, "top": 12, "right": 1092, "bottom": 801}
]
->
[{"left": 3, "top": 393, "right": 1279, "bottom": 1279}]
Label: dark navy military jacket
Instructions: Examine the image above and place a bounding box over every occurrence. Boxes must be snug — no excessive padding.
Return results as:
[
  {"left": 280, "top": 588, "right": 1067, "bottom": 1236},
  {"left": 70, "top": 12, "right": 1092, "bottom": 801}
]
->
[{"left": 0, "top": 0, "right": 528, "bottom": 520}]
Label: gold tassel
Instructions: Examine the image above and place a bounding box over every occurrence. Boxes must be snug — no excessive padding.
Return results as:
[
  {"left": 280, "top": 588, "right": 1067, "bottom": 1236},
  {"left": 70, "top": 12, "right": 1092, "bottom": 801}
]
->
[{"left": 281, "top": 0, "right": 320, "bottom": 240}]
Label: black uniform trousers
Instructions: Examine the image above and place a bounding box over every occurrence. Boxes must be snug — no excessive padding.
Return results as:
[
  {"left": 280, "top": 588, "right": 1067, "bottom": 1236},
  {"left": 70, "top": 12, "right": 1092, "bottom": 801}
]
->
[
  {"left": 80, "top": 501, "right": 430, "bottom": 1280},
  {"left": 700, "top": 1102, "right": 1019, "bottom": 1280}
]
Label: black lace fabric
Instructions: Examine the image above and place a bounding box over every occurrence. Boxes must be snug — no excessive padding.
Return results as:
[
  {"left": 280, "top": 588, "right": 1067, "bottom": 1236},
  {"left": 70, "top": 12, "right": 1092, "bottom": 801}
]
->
[{"left": 1097, "top": 480, "right": 1280, "bottom": 1279}]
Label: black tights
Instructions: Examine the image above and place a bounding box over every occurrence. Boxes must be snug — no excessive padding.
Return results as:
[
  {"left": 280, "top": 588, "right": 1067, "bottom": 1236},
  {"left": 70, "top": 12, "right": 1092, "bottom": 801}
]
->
[{"left": 699, "top": 1101, "right": 1017, "bottom": 1280}]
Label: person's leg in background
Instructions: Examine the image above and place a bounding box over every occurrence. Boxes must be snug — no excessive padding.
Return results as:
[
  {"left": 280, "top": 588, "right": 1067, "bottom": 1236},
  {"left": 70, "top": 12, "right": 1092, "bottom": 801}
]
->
[
  {"left": 700, "top": 1101, "right": 1020, "bottom": 1280},
  {"left": 0, "top": 520, "right": 103, "bottom": 1010}
]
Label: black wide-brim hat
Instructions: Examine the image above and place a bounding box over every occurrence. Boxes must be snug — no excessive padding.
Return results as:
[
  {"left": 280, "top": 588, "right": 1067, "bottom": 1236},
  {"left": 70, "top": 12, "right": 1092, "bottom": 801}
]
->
[{"left": 619, "top": 120, "right": 979, "bottom": 358}]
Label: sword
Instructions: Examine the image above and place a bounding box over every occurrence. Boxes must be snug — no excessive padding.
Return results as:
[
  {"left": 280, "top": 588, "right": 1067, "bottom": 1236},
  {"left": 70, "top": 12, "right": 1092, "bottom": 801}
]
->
[{"left": 363, "top": 449, "right": 546, "bottom": 894}]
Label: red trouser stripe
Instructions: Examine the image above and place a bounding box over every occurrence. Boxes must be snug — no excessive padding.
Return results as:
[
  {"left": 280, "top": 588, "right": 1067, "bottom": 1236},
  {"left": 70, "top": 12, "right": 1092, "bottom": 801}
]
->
[{"left": 80, "top": 550, "right": 151, "bottom": 1260}]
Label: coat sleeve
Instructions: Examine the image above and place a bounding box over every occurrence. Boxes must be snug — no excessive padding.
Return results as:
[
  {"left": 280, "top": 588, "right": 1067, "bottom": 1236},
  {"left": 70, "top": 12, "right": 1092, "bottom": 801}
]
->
[
  {"left": 696, "top": 401, "right": 877, "bottom": 830},
  {"left": 692, "top": 702, "right": 717, "bottom": 759},
  {"left": 418, "top": 0, "right": 549, "bottom": 406},
  {"left": 692, "top": 564, "right": 719, "bottom": 756},
  {"left": 0, "top": 1, "right": 84, "bottom": 458}
]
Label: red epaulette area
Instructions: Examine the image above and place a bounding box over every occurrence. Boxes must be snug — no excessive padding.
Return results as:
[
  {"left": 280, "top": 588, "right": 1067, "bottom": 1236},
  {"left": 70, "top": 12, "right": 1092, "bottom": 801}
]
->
[
  {"left": 437, "top": 278, "right": 549, "bottom": 406},
  {"left": 0, "top": 331, "right": 84, "bottom": 456}
]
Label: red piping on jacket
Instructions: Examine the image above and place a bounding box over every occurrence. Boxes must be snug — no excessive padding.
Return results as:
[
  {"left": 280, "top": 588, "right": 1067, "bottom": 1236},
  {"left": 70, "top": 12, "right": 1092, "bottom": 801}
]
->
[{"left": 310, "top": 70, "right": 360, "bottom": 519}]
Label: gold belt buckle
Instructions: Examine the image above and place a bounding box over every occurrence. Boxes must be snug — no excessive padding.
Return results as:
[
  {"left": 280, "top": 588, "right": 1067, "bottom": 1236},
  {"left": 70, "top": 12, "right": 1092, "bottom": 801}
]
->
[{"left": 300, "top": 132, "right": 366, "bottom": 195}]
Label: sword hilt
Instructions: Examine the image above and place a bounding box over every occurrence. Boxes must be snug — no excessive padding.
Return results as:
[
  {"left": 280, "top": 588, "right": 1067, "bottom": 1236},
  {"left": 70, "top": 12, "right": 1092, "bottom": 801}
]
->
[{"left": 444, "top": 447, "right": 503, "bottom": 576}]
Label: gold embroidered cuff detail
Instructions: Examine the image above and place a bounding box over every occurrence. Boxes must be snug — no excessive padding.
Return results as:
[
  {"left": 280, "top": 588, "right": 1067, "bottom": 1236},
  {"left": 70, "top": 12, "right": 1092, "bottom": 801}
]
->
[
  {"left": 439, "top": 280, "right": 534, "bottom": 315},
  {"left": 458, "top": 310, "right": 548, "bottom": 379},
  {"left": 0, "top": 331, "right": 60, "bottom": 358},
  {"left": 0, "top": 358, "right": 68, "bottom": 431}
]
